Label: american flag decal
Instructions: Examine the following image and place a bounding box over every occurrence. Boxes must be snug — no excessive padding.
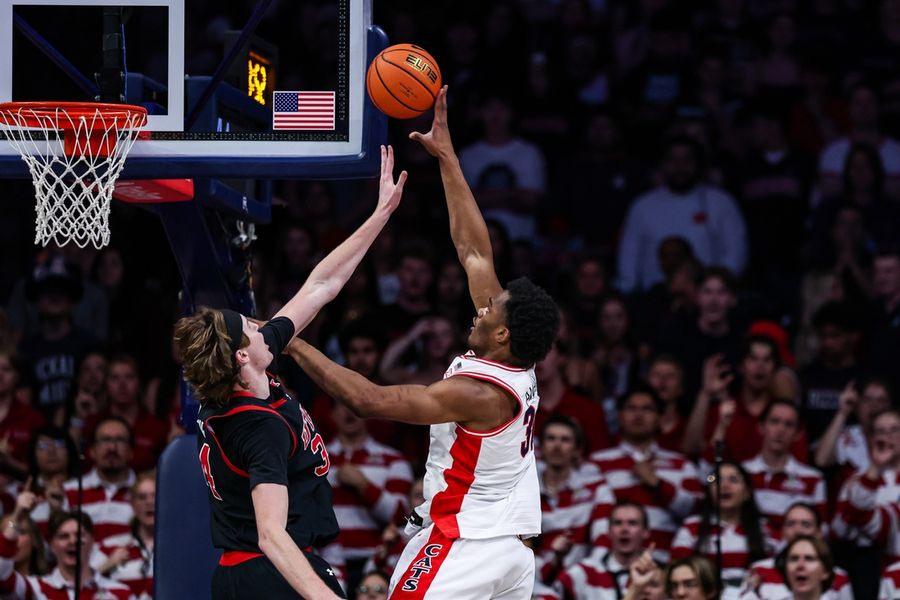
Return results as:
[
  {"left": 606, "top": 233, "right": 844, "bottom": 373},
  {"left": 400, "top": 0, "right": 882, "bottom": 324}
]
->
[{"left": 273, "top": 91, "right": 336, "bottom": 130}]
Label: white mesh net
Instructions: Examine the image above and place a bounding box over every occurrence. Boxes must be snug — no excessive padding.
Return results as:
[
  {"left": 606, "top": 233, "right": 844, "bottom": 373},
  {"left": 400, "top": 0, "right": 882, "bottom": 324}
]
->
[{"left": 0, "top": 104, "right": 147, "bottom": 249}]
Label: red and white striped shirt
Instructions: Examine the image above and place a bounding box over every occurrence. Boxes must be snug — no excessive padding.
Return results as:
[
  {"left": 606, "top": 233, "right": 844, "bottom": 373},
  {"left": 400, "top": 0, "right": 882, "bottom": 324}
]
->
[
  {"left": 533, "top": 580, "right": 561, "bottom": 600},
  {"left": 832, "top": 469, "right": 900, "bottom": 562},
  {"left": 588, "top": 442, "right": 702, "bottom": 561},
  {"left": 536, "top": 462, "right": 614, "bottom": 582},
  {"left": 326, "top": 436, "right": 412, "bottom": 560},
  {"left": 64, "top": 470, "right": 135, "bottom": 546},
  {"left": 743, "top": 557, "right": 852, "bottom": 600},
  {"left": 742, "top": 455, "right": 827, "bottom": 532},
  {"left": 97, "top": 532, "right": 153, "bottom": 600},
  {"left": 672, "top": 516, "right": 775, "bottom": 593},
  {"left": 0, "top": 535, "right": 134, "bottom": 600},
  {"left": 556, "top": 552, "right": 632, "bottom": 600},
  {"left": 881, "top": 560, "right": 900, "bottom": 599}
]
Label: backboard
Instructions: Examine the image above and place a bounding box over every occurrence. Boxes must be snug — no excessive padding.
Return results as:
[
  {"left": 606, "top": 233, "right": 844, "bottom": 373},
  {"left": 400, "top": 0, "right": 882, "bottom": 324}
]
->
[{"left": 0, "top": 0, "right": 387, "bottom": 179}]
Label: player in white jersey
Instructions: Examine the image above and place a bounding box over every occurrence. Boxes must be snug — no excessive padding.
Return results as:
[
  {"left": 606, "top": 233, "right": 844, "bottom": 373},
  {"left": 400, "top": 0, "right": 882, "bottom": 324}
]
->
[{"left": 288, "top": 85, "right": 560, "bottom": 599}]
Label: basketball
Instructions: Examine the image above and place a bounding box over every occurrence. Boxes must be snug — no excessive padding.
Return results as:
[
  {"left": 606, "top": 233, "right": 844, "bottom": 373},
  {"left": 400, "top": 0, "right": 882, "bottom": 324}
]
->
[{"left": 366, "top": 44, "right": 442, "bottom": 119}]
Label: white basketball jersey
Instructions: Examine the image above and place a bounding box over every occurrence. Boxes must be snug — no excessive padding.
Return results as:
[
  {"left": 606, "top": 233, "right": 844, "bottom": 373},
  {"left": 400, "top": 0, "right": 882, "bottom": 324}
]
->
[{"left": 417, "top": 351, "right": 541, "bottom": 540}]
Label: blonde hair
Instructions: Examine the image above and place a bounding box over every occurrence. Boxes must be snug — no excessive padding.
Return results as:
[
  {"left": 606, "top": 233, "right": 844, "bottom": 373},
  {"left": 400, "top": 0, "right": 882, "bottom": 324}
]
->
[{"left": 172, "top": 307, "right": 249, "bottom": 406}]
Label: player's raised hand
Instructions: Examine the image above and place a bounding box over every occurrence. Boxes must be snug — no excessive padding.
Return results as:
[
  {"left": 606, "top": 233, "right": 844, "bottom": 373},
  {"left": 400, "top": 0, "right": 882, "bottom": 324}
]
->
[
  {"left": 409, "top": 85, "right": 453, "bottom": 159},
  {"left": 377, "top": 144, "right": 407, "bottom": 215}
]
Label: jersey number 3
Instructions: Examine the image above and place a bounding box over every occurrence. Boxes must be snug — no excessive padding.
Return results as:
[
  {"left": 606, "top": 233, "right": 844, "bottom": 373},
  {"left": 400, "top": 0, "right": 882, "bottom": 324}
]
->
[
  {"left": 520, "top": 406, "right": 536, "bottom": 457},
  {"left": 199, "top": 443, "right": 224, "bottom": 501},
  {"left": 310, "top": 433, "right": 331, "bottom": 476}
]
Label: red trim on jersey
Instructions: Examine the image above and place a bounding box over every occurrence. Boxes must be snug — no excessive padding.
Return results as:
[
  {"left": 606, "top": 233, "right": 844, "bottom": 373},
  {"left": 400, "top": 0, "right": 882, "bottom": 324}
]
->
[
  {"left": 203, "top": 405, "right": 299, "bottom": 477},
  {"left": 205, "top": 426, "right": 249, "bottom": 477},
  {"left": 389, "top": 527, "right": 454, "bottom": 599},
  {"left": 464, "top": 354, "right": 526, "bottom": 372},
  {"left": 219, "top": 551, "right": 263, "bottom": 566},
  {"left": 452, "top": 372, "right": 522, "bottom": 437},
  {"left": 269, "top": 398, "right": 287, "bottom": 410},
  {"left": 230, "top": 390, "right": 256, "bottom": 399},
  {"left": 430, "top": 427, "right": 483, "bottom": 538}
]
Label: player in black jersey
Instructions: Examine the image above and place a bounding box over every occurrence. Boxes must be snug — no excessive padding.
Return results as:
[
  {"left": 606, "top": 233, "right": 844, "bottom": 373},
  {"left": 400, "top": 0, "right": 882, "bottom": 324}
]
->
[{"left": 173, "top": 146, "right": 407, "bottom": 599}]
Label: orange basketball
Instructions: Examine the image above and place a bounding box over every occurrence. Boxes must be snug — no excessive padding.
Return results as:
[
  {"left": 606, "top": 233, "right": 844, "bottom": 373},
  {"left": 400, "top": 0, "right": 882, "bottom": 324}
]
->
[{"left": 366, "top": 44, "right": 442, "bottom": 119}]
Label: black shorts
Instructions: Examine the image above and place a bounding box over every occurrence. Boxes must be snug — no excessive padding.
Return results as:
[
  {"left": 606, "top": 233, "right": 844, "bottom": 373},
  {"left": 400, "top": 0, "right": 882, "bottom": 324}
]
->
[{"left": 211, "top": 551, "right": 345, "bottom": 599}]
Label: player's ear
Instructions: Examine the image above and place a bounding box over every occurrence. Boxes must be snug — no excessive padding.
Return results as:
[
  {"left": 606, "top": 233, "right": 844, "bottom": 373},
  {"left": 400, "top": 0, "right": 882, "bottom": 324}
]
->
[
  {"left": 235, "top": 348, "right": 249, "bottom": 366},
  {"left": 494, "top": 326, "right": 510, "bottom": 346}
]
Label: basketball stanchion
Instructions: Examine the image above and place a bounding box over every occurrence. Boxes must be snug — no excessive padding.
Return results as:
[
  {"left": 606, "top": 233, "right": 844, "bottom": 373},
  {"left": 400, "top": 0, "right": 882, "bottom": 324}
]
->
[{"left": 0, "top": 101, "right": 148, "bottom": 249}]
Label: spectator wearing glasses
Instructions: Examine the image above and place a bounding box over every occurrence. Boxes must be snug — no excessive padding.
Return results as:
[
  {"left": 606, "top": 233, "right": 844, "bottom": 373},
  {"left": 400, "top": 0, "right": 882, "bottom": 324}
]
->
[
  {"left": 23, "top": 427, "right": 77, "bottom": 536},
  {"left": 355, "top": 570, "right": 389, "bottom": 600},
  {"left": 64, "top": 417, "right": 135, "bottom": 545},
  {"left": 84, "top": 354, "right": 167, "bottom": 472}
]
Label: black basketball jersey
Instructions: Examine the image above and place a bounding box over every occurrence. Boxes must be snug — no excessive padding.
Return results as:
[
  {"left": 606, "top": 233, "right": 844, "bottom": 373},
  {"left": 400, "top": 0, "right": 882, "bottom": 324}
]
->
[{"left": 196, "top": 317, "right": 339, "bottom": 552}]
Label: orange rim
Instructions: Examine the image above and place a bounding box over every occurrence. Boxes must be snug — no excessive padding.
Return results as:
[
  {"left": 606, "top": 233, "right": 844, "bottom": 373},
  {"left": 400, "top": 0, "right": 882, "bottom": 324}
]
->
[{"left": 0, "top": 101, "right": 148, "bottom": 129}]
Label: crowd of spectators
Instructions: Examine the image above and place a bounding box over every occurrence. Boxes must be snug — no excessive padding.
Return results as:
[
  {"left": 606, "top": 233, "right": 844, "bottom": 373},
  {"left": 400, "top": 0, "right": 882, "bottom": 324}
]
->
[{"left": 0, "top": 0, "right": 900, "bottom": 599}]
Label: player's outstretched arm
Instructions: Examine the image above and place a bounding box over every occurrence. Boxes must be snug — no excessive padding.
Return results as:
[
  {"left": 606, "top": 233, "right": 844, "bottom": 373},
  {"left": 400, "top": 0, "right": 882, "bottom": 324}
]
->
[
  {"left": 273, "top": 145, "right": 406, "bottom": 336},
  {"left": 287, "top": 338, "right": 511, "bottom": 429},
  {"left": 409, "top": 86, "right": 502, "bottom": 309},
  {"left": 253, "top": 483, "right": 342, "bottom": 600}
]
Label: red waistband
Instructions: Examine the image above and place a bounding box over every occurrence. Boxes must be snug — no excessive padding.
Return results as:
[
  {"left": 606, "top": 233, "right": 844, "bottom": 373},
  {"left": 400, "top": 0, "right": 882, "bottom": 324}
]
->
[
  {"left": 219, "top": 547, "right": 315, "bottom": 567},
  {"left": 219, "top": 551, "right": 263, "bottom": 566}
]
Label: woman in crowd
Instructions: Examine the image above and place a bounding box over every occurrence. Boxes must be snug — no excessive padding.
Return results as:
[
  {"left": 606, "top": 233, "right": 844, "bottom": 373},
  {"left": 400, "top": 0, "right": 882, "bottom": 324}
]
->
[
  {"left": 672, "top": 461, "right": 771, "bottom": 597},
  {"left": 741, "top": 534, "right": 837, "bottom": 599},
  {"left": 97, "top": 472, "right": 155, "bottom": 599},
  {"left": 0, "top": 488, "right": 47, "bottom": 577},
  {"left": 0, "top": 510, "right": 132, "bottom": 598},
  {"left": 24, "top": 427, "right": 77, "bottom": 535}
]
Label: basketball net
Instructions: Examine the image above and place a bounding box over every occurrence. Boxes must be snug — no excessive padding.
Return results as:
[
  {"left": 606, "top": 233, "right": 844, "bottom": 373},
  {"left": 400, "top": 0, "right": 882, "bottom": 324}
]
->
[{"left": 0, "top": 102, "right": 147, "bottom": 249}]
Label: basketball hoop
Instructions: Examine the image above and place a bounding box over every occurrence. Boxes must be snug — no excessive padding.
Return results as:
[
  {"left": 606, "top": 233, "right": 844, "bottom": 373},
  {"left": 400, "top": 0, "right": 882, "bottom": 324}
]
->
[{"left": 0, "top": 102, "right": 148, "bottom": 249}]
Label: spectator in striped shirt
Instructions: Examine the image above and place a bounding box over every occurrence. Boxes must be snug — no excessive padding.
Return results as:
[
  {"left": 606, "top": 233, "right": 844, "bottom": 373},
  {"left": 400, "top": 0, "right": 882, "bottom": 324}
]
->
[
  {"left": 831, "top": 408, "right": 900, "bottom": 599},
  {"left": 671, "top": 461, "right": 772, "bottom": 597},
  {"left": 96, "top": 472, "right": 154, "bottom": 599},
  {"left": 589, "top": 385, "right": 702, "bottom": 561},
  {"left": 326, "top": 402, "right": 413, "bottom": 592},
  {"left": 743, "top": 502, "right": 853, "bottom": 600},
  {"left": 556, "top": 501, "right": 653, "bottom": 600},
  {"left": 64, "top": 417, "right": 135, "bottom": 545},
  {"left": 742, "top": 400, "right": 827, "bottom": 531},
  {"left": 881, "top": 560, "right": 900, "bottom": 599},
  {"left": 536, "top": 414, "right": 614, "bottom": 584},
  {"left": 0, "top": 510, "right": 134, "bottom": 599},
  {"left": 815, "top": 377, "right": 893, "bottom": 476},
  {"left": 741, "top": 535, "right": 839, "bottom": 600}
]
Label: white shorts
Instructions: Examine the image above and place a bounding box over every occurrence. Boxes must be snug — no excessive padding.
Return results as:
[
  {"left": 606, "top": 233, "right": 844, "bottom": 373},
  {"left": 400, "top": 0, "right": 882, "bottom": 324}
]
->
[{"left": 388, "top": 525, "right": 535, "bottom": 599}]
